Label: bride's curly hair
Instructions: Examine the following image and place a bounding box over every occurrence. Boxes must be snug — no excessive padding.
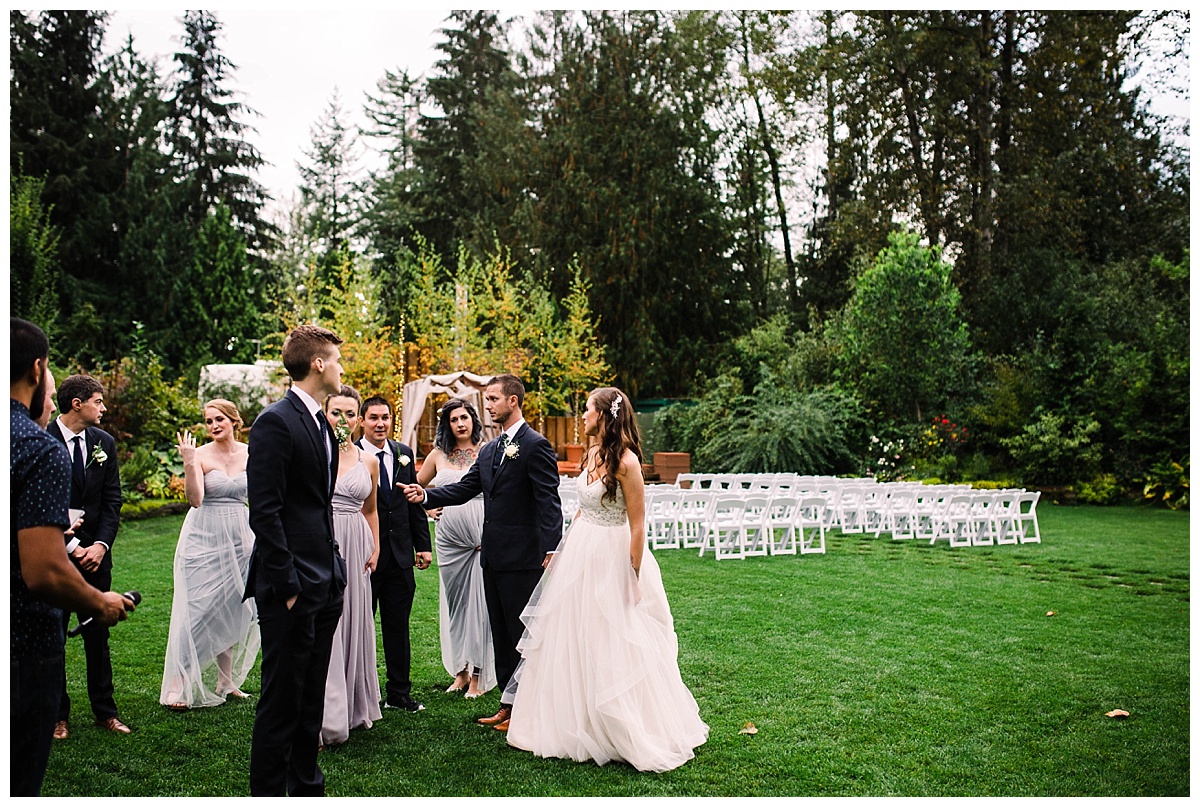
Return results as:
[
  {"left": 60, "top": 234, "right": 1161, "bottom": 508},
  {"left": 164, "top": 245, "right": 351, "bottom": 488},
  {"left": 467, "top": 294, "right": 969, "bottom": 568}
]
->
[{"left": 589, "top": 386, "right": 642, "bottom": 503}]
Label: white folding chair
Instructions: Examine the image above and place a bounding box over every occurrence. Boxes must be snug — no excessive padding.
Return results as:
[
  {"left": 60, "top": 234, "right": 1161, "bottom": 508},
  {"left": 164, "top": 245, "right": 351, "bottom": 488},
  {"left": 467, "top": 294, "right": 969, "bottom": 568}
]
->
[
  {"left": 740, "top": 494, "right": 771, "bottom": 557},
  {"left": 932, "top": 494, "right": 975, "bottom": 547},
  {"left": 836, "top": 484, "right": 865, "bottom": 533},
  {"left": 698, "top": 493, "right": 748, "bottom": 560},
  {"left": 763, "top": 495, "right": 799, "bottom": 555},
  {"left": 674, "top": 472, "right": 698, "bottom": 490},
  {"left": 795, "top": 496, "right": 828, "bottom": 554},
  {"left": 646, "top": 486, "right": 683, "bottom": 549},
  {"left": 988, "top": 489, "right": 1022, "bottom": 545},
  {"left": 1016, "top": 490, "right": 1042, "bottom": 543},
  {"left": 878, "top": 486, "right": 918, "bottom": 540},
  {"left": 913, "top": 486, "right": 949, "bottom": 541},
  {"left": 969, "top": 492, "right": 999, "bottom": 546},
  {"left": 678, "top": 489, "right": 713, "bottom": 549}
]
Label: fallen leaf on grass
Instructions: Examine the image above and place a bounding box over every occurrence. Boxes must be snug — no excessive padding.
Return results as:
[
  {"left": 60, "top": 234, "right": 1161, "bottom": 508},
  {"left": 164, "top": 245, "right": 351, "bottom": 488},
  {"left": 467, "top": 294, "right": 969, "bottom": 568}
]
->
[
  {"left": 1046, "top": 611, "right": 1056, "bottom": 616},
  {"left": 1105, "top": 709, "right": 1130, "bottom": 719},
  {"left": 739, "top": 722, "right": 758, "bottom": 735}
]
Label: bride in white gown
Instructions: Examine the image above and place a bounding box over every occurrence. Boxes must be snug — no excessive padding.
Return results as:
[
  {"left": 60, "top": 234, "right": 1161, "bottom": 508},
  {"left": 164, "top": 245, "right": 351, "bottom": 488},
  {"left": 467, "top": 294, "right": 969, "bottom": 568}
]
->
[{"left": 505, "top": 387, "right": 708, "bottom": 773}]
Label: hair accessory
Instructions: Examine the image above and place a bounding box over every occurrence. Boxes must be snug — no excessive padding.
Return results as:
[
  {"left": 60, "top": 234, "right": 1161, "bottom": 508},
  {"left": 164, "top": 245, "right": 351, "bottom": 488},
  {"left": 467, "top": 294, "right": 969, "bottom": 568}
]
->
[{"left": 610, "top": 395, "right": 622, "bottom": 418}]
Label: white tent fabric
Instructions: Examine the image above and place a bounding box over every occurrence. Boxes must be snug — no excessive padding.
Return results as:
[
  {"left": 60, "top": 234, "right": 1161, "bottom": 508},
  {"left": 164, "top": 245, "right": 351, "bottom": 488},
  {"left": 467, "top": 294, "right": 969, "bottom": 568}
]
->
[{"left": 399, "top": 371, "right": 499, "bottom": 452}]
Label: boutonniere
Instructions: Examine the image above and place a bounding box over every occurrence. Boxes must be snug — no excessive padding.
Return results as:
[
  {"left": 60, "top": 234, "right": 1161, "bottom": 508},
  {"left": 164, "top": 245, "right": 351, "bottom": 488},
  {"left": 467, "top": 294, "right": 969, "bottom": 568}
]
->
[
  {"left": 503, "top": 437, "right": 520, "bottom": 461},
  {"left": 89, "top": 443, "right": 108, "bottom": 466},
  {"left": 398, "top": 454, "right": 411, "bottom": 467}
]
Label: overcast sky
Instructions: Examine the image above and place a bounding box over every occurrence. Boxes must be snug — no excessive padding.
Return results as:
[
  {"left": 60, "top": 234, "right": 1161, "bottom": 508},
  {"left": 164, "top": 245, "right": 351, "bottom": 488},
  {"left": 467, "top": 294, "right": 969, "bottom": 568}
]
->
[{"left": 105, "top": 8, "right": 456, "bottom": 217}]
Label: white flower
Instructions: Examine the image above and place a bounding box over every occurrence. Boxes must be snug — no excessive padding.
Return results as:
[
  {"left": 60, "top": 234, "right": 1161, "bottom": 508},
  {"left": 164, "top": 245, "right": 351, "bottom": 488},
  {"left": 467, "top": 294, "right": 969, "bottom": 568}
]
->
[
  {"left": 610, "top": 395, "right": 622, "bottom": 418},
  {"left": 398, "top": 454, "right": 411, "bottom": 467},
  {"left": 90, "top": 444, "right": 108, "bottom": 466},
  {"left": 504, "top": 440, "right": 520, "bottom": 460}
]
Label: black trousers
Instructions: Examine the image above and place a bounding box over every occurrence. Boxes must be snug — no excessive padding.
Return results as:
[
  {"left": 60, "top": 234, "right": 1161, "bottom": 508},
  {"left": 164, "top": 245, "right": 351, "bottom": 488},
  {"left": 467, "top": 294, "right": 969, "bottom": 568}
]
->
[
  {"left": 59, "top": 567, "right": 116, "bottom": 722},
  {"left": 11, "top": 651, "right": 64, "bottom": 796},
  {"left": 483, "top": 566, "right": 543, "bottom": 704},
  {"left": 249, "top": 590, "right": 343, "bottom": 797},
  {"left": 371, "top": 561, "right": 416, "bottom": 704}
]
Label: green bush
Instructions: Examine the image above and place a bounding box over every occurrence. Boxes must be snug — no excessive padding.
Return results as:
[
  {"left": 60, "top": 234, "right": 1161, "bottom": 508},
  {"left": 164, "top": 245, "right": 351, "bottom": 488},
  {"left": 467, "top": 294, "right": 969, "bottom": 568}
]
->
[
  {"left": 1000, "top": 410, "right": 1102, "bottom": 486},
  {"left": 1141, "top": 456, "right": 1189, "bottom": 510},
  {"left": 1076, "top": 473, "right": 1125, "bottom": 505},
  {"left": 93, "top": 351, "right": 202, "bottom": 452}
]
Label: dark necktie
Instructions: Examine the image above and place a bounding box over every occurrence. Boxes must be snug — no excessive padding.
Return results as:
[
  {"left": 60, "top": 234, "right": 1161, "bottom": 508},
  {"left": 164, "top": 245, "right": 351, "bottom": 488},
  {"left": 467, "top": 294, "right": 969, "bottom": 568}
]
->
[
  {"left": 72, "top": 435, "right": 86, "bottom": 491},
  {"left": 377, "top": 450, "right": 391, "bottom": 504},
  {"left": 492, "top": 436, "right": 505, "bottom": 474},
  {"left": 316, "top": 413, "right": 332, "bottom": 486}
]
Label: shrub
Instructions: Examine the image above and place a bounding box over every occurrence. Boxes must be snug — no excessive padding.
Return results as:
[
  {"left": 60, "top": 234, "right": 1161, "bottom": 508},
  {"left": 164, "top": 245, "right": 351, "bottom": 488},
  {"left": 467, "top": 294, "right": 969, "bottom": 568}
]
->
[
  {"left": 1076, "top": 473, "right": 1125, "bottom": 505},
  {"left": 1142, "top": 456, "right": 1189, "bottom": 510},
  {"left": 999, "top": 410, "right": 1102, "bottom": 486},
  {"left": 95, "top": 353, "right": 203, "bottom": 452}
]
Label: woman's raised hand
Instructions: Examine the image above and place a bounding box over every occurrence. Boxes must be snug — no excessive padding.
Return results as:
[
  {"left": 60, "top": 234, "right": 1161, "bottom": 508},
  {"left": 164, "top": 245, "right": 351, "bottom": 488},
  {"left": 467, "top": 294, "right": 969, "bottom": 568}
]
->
[{"left": 176, "top": 429, "right": 197, "bottom": 466}]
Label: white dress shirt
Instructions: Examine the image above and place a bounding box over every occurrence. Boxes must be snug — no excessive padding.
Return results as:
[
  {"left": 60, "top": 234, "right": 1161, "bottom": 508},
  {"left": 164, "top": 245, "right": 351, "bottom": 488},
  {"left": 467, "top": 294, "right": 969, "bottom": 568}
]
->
[{"left": 54, "top": 417, "right": 98, "bottom": 552}]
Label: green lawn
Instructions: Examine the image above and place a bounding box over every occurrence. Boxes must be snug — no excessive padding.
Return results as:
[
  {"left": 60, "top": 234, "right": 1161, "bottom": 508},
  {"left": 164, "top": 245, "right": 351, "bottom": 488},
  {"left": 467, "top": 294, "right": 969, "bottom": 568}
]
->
[{"left": 43, "top": 504, "right": 1189, "bottom": 796}]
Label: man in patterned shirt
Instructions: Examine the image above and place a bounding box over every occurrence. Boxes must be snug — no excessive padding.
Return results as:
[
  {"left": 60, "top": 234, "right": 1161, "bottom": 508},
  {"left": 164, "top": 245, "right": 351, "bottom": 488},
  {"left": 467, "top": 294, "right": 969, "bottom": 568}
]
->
[{"left": 9, "top": 318, "right": 132, "bottom": 796}]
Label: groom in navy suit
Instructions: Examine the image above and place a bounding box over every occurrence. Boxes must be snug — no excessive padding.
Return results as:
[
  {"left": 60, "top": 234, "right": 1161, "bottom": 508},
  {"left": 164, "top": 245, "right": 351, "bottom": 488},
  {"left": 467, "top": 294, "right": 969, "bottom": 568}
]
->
[
  {"left": 245, "top": 324, "right": 348, "bottom": 796},
  {"left": 403, "top": 374, "right": 562, "bottom": 731}
]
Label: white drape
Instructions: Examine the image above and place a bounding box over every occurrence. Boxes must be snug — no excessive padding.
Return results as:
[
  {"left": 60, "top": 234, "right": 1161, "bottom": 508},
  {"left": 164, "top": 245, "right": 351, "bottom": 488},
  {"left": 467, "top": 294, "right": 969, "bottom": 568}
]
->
[{"left": 399, "top": 370, "right": 499, "bottom": 452}]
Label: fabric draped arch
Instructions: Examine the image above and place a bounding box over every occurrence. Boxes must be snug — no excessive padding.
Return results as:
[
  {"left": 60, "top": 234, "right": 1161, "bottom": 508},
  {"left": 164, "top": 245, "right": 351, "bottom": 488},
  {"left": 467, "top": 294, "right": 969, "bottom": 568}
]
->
[{"left": 399, "top": 371, "right": 500, "bottom": 452}]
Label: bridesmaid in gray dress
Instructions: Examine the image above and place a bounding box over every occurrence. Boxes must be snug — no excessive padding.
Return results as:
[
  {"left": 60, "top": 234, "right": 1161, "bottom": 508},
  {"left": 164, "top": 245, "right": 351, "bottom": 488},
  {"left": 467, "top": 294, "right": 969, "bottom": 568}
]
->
[
  {"left": 161, "top": 400, "right": 259, "bottom": 710},
  {"left": 320, "top": 386, "right": 382, "bottom": 747},
  {"left": 417, "top": 398, "right": 495, "bottom": 698}
]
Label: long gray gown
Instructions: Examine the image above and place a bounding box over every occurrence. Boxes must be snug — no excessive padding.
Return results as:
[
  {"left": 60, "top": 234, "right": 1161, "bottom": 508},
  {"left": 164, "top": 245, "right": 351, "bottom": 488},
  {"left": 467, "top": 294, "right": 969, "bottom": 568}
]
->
[
  {"left": 431, "top": 466, "right": 496, "bottom": 693},
  {"left": 321, "top": 454, "right": 382, "bottom": 745},
  {"left": 160, "top": 470, "right": 260, "bottom": 708}
]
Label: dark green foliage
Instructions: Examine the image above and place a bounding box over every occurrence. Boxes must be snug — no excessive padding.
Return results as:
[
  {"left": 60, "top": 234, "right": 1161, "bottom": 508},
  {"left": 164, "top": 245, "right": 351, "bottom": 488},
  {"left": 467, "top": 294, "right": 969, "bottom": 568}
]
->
[
  {"left": 836, "top": 230, "right": 976, "bottom": 425},
  {"left": 9, "top": 169, "right": 62, "bottom": 350},
  {"left": 96, "top": 351, "right": 203, "bottom": 452}
]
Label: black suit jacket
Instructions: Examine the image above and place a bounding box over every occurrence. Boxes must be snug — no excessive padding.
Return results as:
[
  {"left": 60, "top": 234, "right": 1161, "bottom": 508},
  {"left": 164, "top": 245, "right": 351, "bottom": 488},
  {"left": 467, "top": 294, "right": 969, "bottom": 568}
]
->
[
  {"left": 49, "top": 423, "right": 121, "bottom": 573},
  {"left": 423, "top": 422, "right": 562, "bottom": 572},
  {"left": 245, "top": 390, "right": 346, "bottom": 610},
  {"left": 356, "top": 437, "right": 431, "bottom": 571}
]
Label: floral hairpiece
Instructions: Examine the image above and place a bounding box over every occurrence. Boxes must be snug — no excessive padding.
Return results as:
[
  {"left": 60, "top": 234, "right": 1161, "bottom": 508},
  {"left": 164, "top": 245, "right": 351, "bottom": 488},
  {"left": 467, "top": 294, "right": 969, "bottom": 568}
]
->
[{"left": 609, "top": 395, "right": 622, "bottom": 418}]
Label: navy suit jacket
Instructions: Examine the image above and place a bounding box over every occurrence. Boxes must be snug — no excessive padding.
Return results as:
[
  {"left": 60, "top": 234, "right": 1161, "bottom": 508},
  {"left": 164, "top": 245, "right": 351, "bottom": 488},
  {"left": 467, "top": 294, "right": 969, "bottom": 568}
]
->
[
  {"left": 423, "top": 422, "right": 562, "bottom": 572},
  {"left": 245, "top": 390, "right": 346, "bottom": 610},
  {"left": 49, "top": 423, "right": 121, "bottom": 573},
  {"left": 356, "top": 437, "right": 431, "bottom": 570}
]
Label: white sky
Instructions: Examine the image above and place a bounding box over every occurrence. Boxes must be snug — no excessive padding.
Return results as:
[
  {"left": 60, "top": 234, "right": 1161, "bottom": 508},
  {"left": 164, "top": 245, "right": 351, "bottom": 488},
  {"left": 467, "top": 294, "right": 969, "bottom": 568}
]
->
[{"left": 104, "top": 8, "right": 456, "bottom": 217}]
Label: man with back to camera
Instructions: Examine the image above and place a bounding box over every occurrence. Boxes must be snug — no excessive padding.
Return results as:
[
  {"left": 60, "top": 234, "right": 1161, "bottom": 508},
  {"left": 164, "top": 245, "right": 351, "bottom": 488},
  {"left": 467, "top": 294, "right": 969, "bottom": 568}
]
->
[
  {"left": 245, "top": 323, "right": 348, "bottom": 797},
  {"left": 403, "top": 374, "right": 562, "bottom": 732},
  {"left": 357, "top": 395, "right": 432, "bottom": 713},
  {"left": 10, "top": 317, "right": 132, "bottom": 796},
  {"left": 49, "top": 373, "right": 127, "bottom": 737}
]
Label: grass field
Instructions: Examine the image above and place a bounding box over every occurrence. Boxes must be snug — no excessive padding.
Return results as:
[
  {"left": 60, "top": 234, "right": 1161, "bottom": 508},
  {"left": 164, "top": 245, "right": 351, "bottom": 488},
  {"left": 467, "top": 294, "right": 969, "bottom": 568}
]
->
[{"left": 42, "top": 503, "right": 1189, "bottom": 796}]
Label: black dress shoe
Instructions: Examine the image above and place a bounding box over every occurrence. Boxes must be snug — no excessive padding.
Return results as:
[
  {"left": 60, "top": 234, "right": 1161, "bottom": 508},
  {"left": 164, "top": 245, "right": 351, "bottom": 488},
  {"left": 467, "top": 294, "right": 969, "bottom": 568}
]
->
[{"left": 384, "top": 694, "right": 425, "bottom": 712}]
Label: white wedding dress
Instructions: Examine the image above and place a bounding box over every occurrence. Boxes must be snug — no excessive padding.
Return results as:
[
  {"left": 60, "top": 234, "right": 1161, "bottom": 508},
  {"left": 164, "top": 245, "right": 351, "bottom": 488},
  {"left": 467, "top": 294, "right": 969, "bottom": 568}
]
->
[{"left": 506, "top": 472, "right": 708, "bottom": 772}]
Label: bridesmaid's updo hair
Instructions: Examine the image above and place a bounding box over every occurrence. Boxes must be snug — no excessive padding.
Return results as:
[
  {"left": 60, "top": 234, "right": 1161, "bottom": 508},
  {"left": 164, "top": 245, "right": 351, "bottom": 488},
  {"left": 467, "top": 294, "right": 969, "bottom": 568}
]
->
[
  {"left": 589, "top": 386, "right": 642, "bottom": 503},
  {"left": 203, "top": 398, "right": 244, "bottom": 436},
  {"left": 324, "top": 384, "right": 362, "bottom": 411},
  {"left": 435, "top": 398, "right": 483, "bottom": 455}
]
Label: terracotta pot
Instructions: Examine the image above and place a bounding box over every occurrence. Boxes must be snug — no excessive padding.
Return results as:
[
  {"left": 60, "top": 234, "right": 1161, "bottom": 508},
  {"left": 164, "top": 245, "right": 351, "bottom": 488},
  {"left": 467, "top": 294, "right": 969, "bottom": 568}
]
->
[{"left": 564, "top": 444, "right": 585, "bottom": 464}]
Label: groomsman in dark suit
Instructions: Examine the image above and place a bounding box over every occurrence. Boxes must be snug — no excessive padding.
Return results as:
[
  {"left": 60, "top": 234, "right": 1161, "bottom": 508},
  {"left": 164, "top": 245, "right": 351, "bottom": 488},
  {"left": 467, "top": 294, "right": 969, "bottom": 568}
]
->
[
  {"left": 245, "top": 324, "right": 348, "bottom": 797},
  {"left": 49, "top": 374, "right": 127, "bottom": 737},
  {"left": 358, "top": 395, "right": 432, "bottom": 713},
  {"left": 403, "top": 374, "right": 562, "bottom": 732}
]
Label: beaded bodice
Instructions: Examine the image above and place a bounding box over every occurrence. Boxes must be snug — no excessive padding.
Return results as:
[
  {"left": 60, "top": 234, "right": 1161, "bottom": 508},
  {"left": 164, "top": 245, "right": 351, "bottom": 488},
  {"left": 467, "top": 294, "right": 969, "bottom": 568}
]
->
[{"left": 577, "top": 474, "right": 628, "bottom": 527}]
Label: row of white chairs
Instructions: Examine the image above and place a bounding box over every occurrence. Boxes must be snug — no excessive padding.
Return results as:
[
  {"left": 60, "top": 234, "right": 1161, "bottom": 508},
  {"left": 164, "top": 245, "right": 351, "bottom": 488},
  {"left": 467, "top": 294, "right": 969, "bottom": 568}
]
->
[
  {"left": 644, "top": 487, "right": 828, "bottom": 560},
  {"left": 653, "top": 476, "right": 1042, "bottom": 551}
]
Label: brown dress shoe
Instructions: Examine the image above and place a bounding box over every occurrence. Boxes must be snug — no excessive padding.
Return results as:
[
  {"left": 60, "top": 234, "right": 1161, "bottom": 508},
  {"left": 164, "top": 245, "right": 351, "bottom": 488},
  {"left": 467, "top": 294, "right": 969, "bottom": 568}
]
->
[
  {"left": 95, "top": 717, "right": 132, "bottom": 734},
  {"left": 493, "top": 718, "right": 510, "bottom": 732},
  {"left": 53, "top": 720, "right": 69, "bottom": 739},
  {"left": 477, "top": 705, "right": 511, "bottom": 726}
]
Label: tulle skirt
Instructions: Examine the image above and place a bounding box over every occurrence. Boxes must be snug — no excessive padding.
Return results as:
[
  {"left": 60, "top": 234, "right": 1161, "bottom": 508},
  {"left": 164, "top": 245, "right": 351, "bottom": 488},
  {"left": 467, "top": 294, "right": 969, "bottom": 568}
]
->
[
  {"left": 506, "top": 516, "right": 708, "bottom": 772},
  {"left": 160, "top": 502, "right": 259, "bottom": 707}
]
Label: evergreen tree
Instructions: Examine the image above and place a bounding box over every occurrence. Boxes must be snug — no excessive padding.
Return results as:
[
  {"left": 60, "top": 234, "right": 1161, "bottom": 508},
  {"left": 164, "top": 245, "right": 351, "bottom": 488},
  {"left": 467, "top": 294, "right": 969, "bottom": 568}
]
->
[
  {"left": 296, "top": 90, "right": 363, "bottom": 281},
  {"left": 168, "top": 10, "right": 273, "bottom": 252}
]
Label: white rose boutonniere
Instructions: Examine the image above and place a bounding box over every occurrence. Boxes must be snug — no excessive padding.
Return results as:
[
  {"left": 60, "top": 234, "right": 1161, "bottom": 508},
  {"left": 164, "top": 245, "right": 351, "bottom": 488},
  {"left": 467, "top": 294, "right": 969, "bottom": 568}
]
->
[
  {"left": 89, "top": 444, "right": 108, "bottom": 466},
  {"left": 398, "top": 454, "right": 411, "bottom": 467},
  {"left": 503, "top": 439, "right": 520, "bottom": 461}
]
